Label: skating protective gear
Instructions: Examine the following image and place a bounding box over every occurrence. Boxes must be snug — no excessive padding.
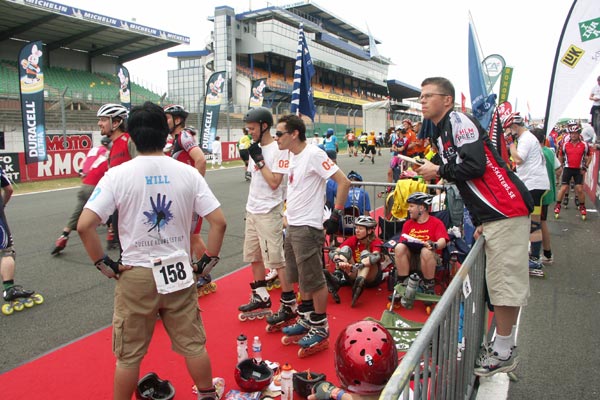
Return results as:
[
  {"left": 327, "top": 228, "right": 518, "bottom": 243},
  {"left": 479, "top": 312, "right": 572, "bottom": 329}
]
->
[
  {"left": 359, "top": 250, "right": 381, "bottom": 265},
  {"left": 94, "top": 255, "right": 121, "bottom": 279},
  {"left": 354, "top": 215, "right": 377, "bottom": 229},
  {"left": 194, "top": 252, "right": 220, "bottom": 277},
  {"left": 136, "top": 372, "right": 175, "bottom": 400},
  {"left": 234, "top": 358, "right": 274, "bottom": 392},
  {"left": 406, "top": 192, "right": 433, "bottom": 206},
  {"left": 426, "top": 240, "right": 439, "bottom": 251},
  {"left": 243, "top": 107, "right": 274, "bottom": 128},
  {"left": 324, "top": 208, "right": 342, "bottom": 234},
  {"left": 311, "top": 381, "right": 338, "bottom": 400},
  {"left": 331, "top": 245, "right": 352, "bottom": 263},
  {"left": 347, "top": 170, "right": 363, "bottom": 182},
  {"left": 248, "top": 143, "right": 265, "bottom": 169},
  {"left": 567, "top": 120, "right": 582, "bottom": 133},
  {"left": 293, "top": 371, "right": 327, "bottom": 398},
  {"left": 334, "top": 320, "right": 398, "bottom": 395},
  {"left": 500, "top": 112, "right": 524, "bottom": 129},
  {"left": 163, "top": 104, "right": 189, "bottom": 119},
  {"left": 529, "top": 220, "right": 541, "bottom": 234},
  {"left": 97, "top": 103, "right": 128, "bottom": 120}
]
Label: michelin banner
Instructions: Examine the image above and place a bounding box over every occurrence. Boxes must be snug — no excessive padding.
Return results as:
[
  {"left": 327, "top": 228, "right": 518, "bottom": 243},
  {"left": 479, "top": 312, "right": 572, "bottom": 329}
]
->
[
  {"left": 200, "top": 71, "right": 226, "bottom": 153},
  {"left": 18, "top": 40, "right": 47, "bottom": 164}
]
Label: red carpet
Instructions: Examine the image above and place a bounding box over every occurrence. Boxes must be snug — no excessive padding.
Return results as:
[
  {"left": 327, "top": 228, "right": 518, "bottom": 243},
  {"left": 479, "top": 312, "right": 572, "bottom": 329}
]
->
[{"left": 0, "top": 264, "right": 434, "bottom": 399}]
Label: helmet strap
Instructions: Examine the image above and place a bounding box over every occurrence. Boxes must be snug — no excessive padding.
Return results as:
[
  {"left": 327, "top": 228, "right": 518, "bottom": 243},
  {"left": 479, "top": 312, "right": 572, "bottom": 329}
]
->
[{"left": 110, "top": 117, "right": 122, "bottom": 132}]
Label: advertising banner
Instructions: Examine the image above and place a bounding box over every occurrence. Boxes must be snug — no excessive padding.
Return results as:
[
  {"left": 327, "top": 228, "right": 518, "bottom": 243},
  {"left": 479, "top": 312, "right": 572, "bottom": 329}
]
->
[
  {"left": 249, "top": 79, "right": 267, "bottom": 108},
  {"left": 0, "top": 153, "right": 22, "bottom": 183},
  {"left": 200, "top": 71, "right": 226, "bottom": 153},
  {"left": 18, "top": 40, "right": 47, "bottom": 164},
  {"left": 117, "top": 65, "right": 131, "bottom": 111}
]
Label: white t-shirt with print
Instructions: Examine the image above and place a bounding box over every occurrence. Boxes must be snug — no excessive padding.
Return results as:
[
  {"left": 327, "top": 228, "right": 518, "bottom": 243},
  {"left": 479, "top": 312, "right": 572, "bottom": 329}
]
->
[
  {"left": 247, "top": 142, "right": 289, "bottom": 214},
  {"left": 591, "top": 84, "right": 600, "bottom": 106},
  {"left": 84, "top": 156, "right": 220, "bottom": 267},
  {"left": 516, "top": 130, "right": 550, "bottom": 191},
  {"left": 286, "top": 144, "right": 338, "bottom": 229}
]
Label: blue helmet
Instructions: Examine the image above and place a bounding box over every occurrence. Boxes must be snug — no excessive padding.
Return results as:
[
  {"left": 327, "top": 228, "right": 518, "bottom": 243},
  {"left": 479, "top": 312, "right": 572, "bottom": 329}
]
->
[
  {"left": 347, "top": 170, "right": 363, "bottom": 182},
  {"left": 326, "top": 128, "right": 334, "bottom": 137}
]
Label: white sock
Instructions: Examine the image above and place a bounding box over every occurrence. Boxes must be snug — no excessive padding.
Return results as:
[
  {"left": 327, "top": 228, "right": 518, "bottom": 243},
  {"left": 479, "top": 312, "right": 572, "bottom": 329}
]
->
[{"left": 492, "top": 334, "right": 512, "bottom": 359}]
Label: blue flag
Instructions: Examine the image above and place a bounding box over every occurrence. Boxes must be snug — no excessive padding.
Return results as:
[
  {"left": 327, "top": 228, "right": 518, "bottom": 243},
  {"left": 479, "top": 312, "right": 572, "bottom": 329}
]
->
[
  {"left": 468, "top": 20, "right": 496, "bottom": 131},
  {"left": 290, "top": 24, "right": 316, "bottom": 121}
]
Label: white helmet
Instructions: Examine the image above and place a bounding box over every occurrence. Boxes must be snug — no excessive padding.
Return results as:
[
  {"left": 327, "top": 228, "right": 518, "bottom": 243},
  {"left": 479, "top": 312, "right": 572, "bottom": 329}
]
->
[{"left": 97, "top": 103, "right": 128, "bottom": 120}]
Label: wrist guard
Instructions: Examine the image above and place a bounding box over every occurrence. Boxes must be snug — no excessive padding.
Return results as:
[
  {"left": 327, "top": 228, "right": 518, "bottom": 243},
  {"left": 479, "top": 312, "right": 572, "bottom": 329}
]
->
[{"left": 94, "top": 255, "right": 120, "bottom": 279}]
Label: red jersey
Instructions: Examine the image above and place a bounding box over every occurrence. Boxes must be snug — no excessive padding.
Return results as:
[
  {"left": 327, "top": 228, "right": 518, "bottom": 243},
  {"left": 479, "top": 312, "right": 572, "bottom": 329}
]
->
[
  {"left": 81, "top": 145, "right": 108, "bottom": 186},
  {"left": 560, "top": 140, "right": 590, "bottom": 169},
  {"left": 109, "top": 133, "right": 134, "bottom": 168},
  {"left": 339, "top": 236, "right": 384, "bottom": 263},
  {"left": 401, "top": 216, "right": 449, "bottom": 254}
]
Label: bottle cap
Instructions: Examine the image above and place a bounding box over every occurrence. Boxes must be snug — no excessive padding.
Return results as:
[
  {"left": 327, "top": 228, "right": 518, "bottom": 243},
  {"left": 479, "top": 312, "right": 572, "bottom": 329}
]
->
[
  {"left": 254, "top": 335, "right": 259, "bottom": 341},
  {"left": 282, "top": 363, "right": 292, "bottom": 371},
  {"left": 238, "top": 334, "right": 247, "bottom": 341}
]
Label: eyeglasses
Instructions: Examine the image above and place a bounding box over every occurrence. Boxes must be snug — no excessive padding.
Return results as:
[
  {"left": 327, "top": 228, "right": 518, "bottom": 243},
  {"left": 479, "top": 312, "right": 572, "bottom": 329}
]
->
[
  {"left": 418, "top": 93, "right": 450, "bottom": 102},
  {"left": 275, "top": 131, "right": 290, "bottom": 137}
]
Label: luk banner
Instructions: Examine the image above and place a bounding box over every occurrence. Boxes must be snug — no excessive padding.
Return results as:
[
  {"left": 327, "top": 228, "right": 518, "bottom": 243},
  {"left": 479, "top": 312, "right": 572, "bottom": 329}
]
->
[
  {"left": 117, "top": 65, "right": 131, "bottom": 111},
  {"left": 249, "top": 78, "right": 267, "bottom": 108},
  {"left": 200, "top": 70, "right": 226, "bottom": 154},
  {"left": 18, "top": 40, "right": 47, "bottom": 164},
  {"left": 0, "top": 153, "right": 22, "bottom": 183},
  {"left": 22, "top": 134, "right": 93, "bottom": 182}
]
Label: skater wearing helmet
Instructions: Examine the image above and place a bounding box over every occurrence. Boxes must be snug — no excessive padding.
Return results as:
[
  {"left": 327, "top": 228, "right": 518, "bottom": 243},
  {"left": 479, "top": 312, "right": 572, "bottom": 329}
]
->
[
  {"left": 78, "top": 101, "right": 226, "bottom": 400},
  {"left": 275, "top": 114, "right": 350, "bottom": 357},
  {"left": 390, "top": 192, "right": 448, "bottom": 297},
  {"left": 329, "top": 216, "right": 384, "bottom": 307},
  {"left": 503, "top": 111, "right": 550, "bottom": 277},
  {"left": 239, "top": 107, "right": 296, "bottom": 331},
  {"left": 164, "top": 104, "right": 208, "bottom": 268},
  {"left": 308, "top": 320, "right": 398, "bottom": 400},
  {"left": 97, "top": 103, "right": 136, "bottom": 251},
  {"left": 323, "top": 128, "right": 338, "bottom": 163},
  {"left": 554, "top": 121, "right": 591, "bottom": 221}
]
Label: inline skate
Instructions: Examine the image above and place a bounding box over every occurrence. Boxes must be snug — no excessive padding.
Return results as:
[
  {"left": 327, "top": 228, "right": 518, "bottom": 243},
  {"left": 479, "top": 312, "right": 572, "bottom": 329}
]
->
[
  {"left": 2, "top": 285, "right": 44, "bottom": 316},
  {"left": 238, "top": 280, "right": 272, "bottom": 321},
  {"left": 266, "top": 296, "right": 297, "bottom": 332}
]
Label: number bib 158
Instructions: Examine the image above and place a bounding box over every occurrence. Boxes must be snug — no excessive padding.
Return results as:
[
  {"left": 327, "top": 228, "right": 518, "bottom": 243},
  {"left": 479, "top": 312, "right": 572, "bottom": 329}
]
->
[{"left": 151, "top": 250, "right": 194, "bottom": 294}]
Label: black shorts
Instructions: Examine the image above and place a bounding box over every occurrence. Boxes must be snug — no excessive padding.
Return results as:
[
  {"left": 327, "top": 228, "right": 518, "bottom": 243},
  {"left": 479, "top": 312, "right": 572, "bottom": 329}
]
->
[
  {"left": 561, "top": 167, "right": 583, "bottom": 185},
  {"left": 347, "top": 141, "right": 354, "bottom": 148},
  {"left": 366, "top": 146, "right": 376, "bottom": 155}
]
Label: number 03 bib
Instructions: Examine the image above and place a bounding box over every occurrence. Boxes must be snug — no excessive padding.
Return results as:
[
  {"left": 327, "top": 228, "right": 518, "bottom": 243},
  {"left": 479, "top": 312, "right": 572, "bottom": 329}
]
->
[{"left": 151, "top": 250, "right": 194, "bottom": 294}]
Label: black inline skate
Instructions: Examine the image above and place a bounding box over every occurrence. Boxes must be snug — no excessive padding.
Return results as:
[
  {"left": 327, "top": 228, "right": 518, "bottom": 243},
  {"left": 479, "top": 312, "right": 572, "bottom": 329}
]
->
[{"left": 238, "top": 280, "right": 272, "bottom": 321}]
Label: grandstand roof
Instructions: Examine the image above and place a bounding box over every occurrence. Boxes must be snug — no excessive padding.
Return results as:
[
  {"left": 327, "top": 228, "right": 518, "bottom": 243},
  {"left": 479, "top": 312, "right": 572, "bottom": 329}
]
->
[
  {"left": 0, "top": 0, "right": 189, "bottom": 63},
  {"left": 387, "top": 79, "right": 421, "bottom": 101}
]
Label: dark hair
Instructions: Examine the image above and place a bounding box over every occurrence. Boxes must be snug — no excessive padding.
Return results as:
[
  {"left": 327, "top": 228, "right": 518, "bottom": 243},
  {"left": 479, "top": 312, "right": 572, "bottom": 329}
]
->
[
  {"left": 127, "top": 101, "right": 169, "bottom": 153},
  {"left": 421, "top": 77, "right": 455, "bottom": 102},
  {"left": 531, "top": 127, "right": 546, "bottom": 145},
  {"left": 277, "top": 114, "right": 306, "bottom": 141}
]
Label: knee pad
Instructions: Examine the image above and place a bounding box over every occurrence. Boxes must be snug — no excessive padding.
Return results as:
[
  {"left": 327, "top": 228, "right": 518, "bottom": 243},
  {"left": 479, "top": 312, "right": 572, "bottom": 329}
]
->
[{"left": 530, "top": 220, "right": 541, "bottom": 234}]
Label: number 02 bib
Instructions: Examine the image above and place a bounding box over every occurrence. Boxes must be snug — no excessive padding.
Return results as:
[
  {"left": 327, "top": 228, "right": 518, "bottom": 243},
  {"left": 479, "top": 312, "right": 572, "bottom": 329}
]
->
[{"left": 151, "top": 250, "right": 194, "bottom": 294}]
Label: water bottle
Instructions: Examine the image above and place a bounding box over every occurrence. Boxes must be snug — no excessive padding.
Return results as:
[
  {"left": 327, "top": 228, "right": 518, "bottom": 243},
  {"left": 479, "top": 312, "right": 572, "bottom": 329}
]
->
[
  {"left": 236, "top": 334, "right": 248, "bottom": 363},
  {"left": 280, "top": 363, "right": 294, "bottom": 400},
  {"left": 401, "top": 273, "right": 420, "bottom": 309},
  {"left": 252, "top": 336, "right": 262, "bottom": 362}
]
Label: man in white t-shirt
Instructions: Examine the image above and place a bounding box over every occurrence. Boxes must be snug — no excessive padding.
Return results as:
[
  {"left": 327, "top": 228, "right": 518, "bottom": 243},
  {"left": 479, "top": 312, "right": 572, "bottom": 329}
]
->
[
  {"left": 238, "top": 107, "right": 296, "bottom": 331},
  {"left": 503, "top": 112, "right": 549, "bottom": 272},
  {"left": 274, "top": 114, "right": 350, "bottom": 357},
  {"left": 211, "top": 136, "right": 223, "bottom": 169},
  {"left": 77, "top": 102, "right": 227, "bottom": 400}
]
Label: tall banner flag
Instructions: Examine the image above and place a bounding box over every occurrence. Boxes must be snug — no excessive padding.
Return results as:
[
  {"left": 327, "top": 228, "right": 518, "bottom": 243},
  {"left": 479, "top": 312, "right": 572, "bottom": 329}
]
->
[
  {"left": 200, "top": 71, "right": 226, "bottom": 153},
  {"left": 117, "top": 65, "right": 131, "bottom": 111},
  {"left": 290, "top": 24, "right": 316, "bottom": 121},
  {"left": 461, "top": 93, "right": 467, "bottom": 112},
  {"left": 249, "top": 78, "right": 267, "bottom": 108},
  {"left": 491, "top": 101, "right": 512, "bottom": 165},
  {"left": 468, "top": 17, "right": 497, "bottom": 131},
  {"left": 18, "top": 40, "right": 47, "bottom": 164},
  {"left": 498, "top": 66, "right": 514, "bottom": 105},
  {"left": 543, "top": 0, "right": 600, "bottom": 134},
  {"left": 367, "top": 24, "right": 380, "bottom": 59}
]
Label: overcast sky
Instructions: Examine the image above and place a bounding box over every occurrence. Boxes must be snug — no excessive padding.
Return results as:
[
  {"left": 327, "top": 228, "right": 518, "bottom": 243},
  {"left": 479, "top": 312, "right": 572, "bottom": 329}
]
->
[{"left": 67, "top": 0, "right": 599, "bottom": 121}]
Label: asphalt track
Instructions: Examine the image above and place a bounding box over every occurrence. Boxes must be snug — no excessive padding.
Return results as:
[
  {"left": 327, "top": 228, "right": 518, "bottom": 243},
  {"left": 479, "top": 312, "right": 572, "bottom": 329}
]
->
[{"left": 1, "top": 152, "right": 599, "bottom": 399}]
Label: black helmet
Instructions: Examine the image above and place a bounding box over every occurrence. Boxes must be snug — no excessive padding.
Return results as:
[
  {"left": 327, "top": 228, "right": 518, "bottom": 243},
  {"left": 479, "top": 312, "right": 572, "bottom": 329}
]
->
[
  {"left": 136, "top": 372, "right": 175, "bottom": 400},
  {"left": 244, "top": 107, "right": 273, "bottom": 127},
  {"left": 163, "top": 104, "right": 189, "bottom": 120},
  {"left": 407, "top": 192, "right": 433, "bottom": 206}
]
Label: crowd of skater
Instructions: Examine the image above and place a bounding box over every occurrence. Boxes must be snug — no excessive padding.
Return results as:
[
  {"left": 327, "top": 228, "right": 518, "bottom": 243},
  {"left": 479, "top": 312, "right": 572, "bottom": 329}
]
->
[{"left": 1, "top": 75, "right": 598, "bottom": 400}]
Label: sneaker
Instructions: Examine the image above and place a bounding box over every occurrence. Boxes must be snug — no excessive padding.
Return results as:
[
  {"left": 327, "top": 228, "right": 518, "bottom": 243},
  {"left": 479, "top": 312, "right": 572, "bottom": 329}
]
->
[
  {"left": 474, "top": 350, "right": 519, "bottom": 377},
  {"left": 541, "top": 255, "right": 553, "bottom": 265}
]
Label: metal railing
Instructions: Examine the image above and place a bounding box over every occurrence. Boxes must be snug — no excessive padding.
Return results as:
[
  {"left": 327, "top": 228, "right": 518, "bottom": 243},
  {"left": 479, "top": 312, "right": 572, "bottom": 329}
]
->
[{"left": 379, "top": 237, "right": 487, "bottom": 400}]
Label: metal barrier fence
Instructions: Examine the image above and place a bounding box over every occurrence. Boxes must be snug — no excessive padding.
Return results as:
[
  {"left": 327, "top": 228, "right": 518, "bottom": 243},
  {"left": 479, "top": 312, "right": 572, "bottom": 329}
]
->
[{"left": 379, "top": 237, "right": 487, "bottom": 400}]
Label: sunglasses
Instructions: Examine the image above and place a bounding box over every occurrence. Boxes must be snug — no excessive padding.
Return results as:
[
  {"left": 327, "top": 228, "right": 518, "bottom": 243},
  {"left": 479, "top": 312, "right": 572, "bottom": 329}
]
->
[{"left": 275, "top": 131, "right": 290, "bottom": 137}]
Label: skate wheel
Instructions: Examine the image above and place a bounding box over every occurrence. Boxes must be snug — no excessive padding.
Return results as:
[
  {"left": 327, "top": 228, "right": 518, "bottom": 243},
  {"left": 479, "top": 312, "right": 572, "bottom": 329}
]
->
[
  {"left": 13, "top": 302, "right": 24, "bottom": 312},
  {"left": 266, "top": 282, "right": 274, "bottom": 291},
  {"left": 23, "top": 298, "right": 34, "bottom": 308},
  {"left": 582, "top": 216, "right": 586, "bottom": 221},
  {"left": 32, "top": 294, "right": 44, "bottom": 305},
  {"left": 202, "top": 287, "right": 211, "bottom": 295},
  {"left": 281, "top": 336, "right": 292, "bottom": 346},
  {"left": 1, "top": 303, "right": 13, "bottom": 315},
  {"left": 247, "top": 314, "right": 256, "bottom": 321},
  {"left": 210, "top": 283, "right": 217, "bottom": 292},
  {"left": 238, "top": 313, "right": 247, "bottom": 322},
  {"left": 274, "top": 281, "right": 281, "bottom": 289},
  {"left": 554, "top": 214, "right": 559, "bottom": 219}
]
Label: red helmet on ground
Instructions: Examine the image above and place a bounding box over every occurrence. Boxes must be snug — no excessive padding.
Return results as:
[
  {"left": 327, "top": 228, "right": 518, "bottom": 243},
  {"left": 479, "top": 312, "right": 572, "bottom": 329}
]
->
[
  {"left": 234, "top": 359, "right": 274, "bottom": 392},
  {"left": 334, "top": 320, "right": 398, "bottom": 395}
]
